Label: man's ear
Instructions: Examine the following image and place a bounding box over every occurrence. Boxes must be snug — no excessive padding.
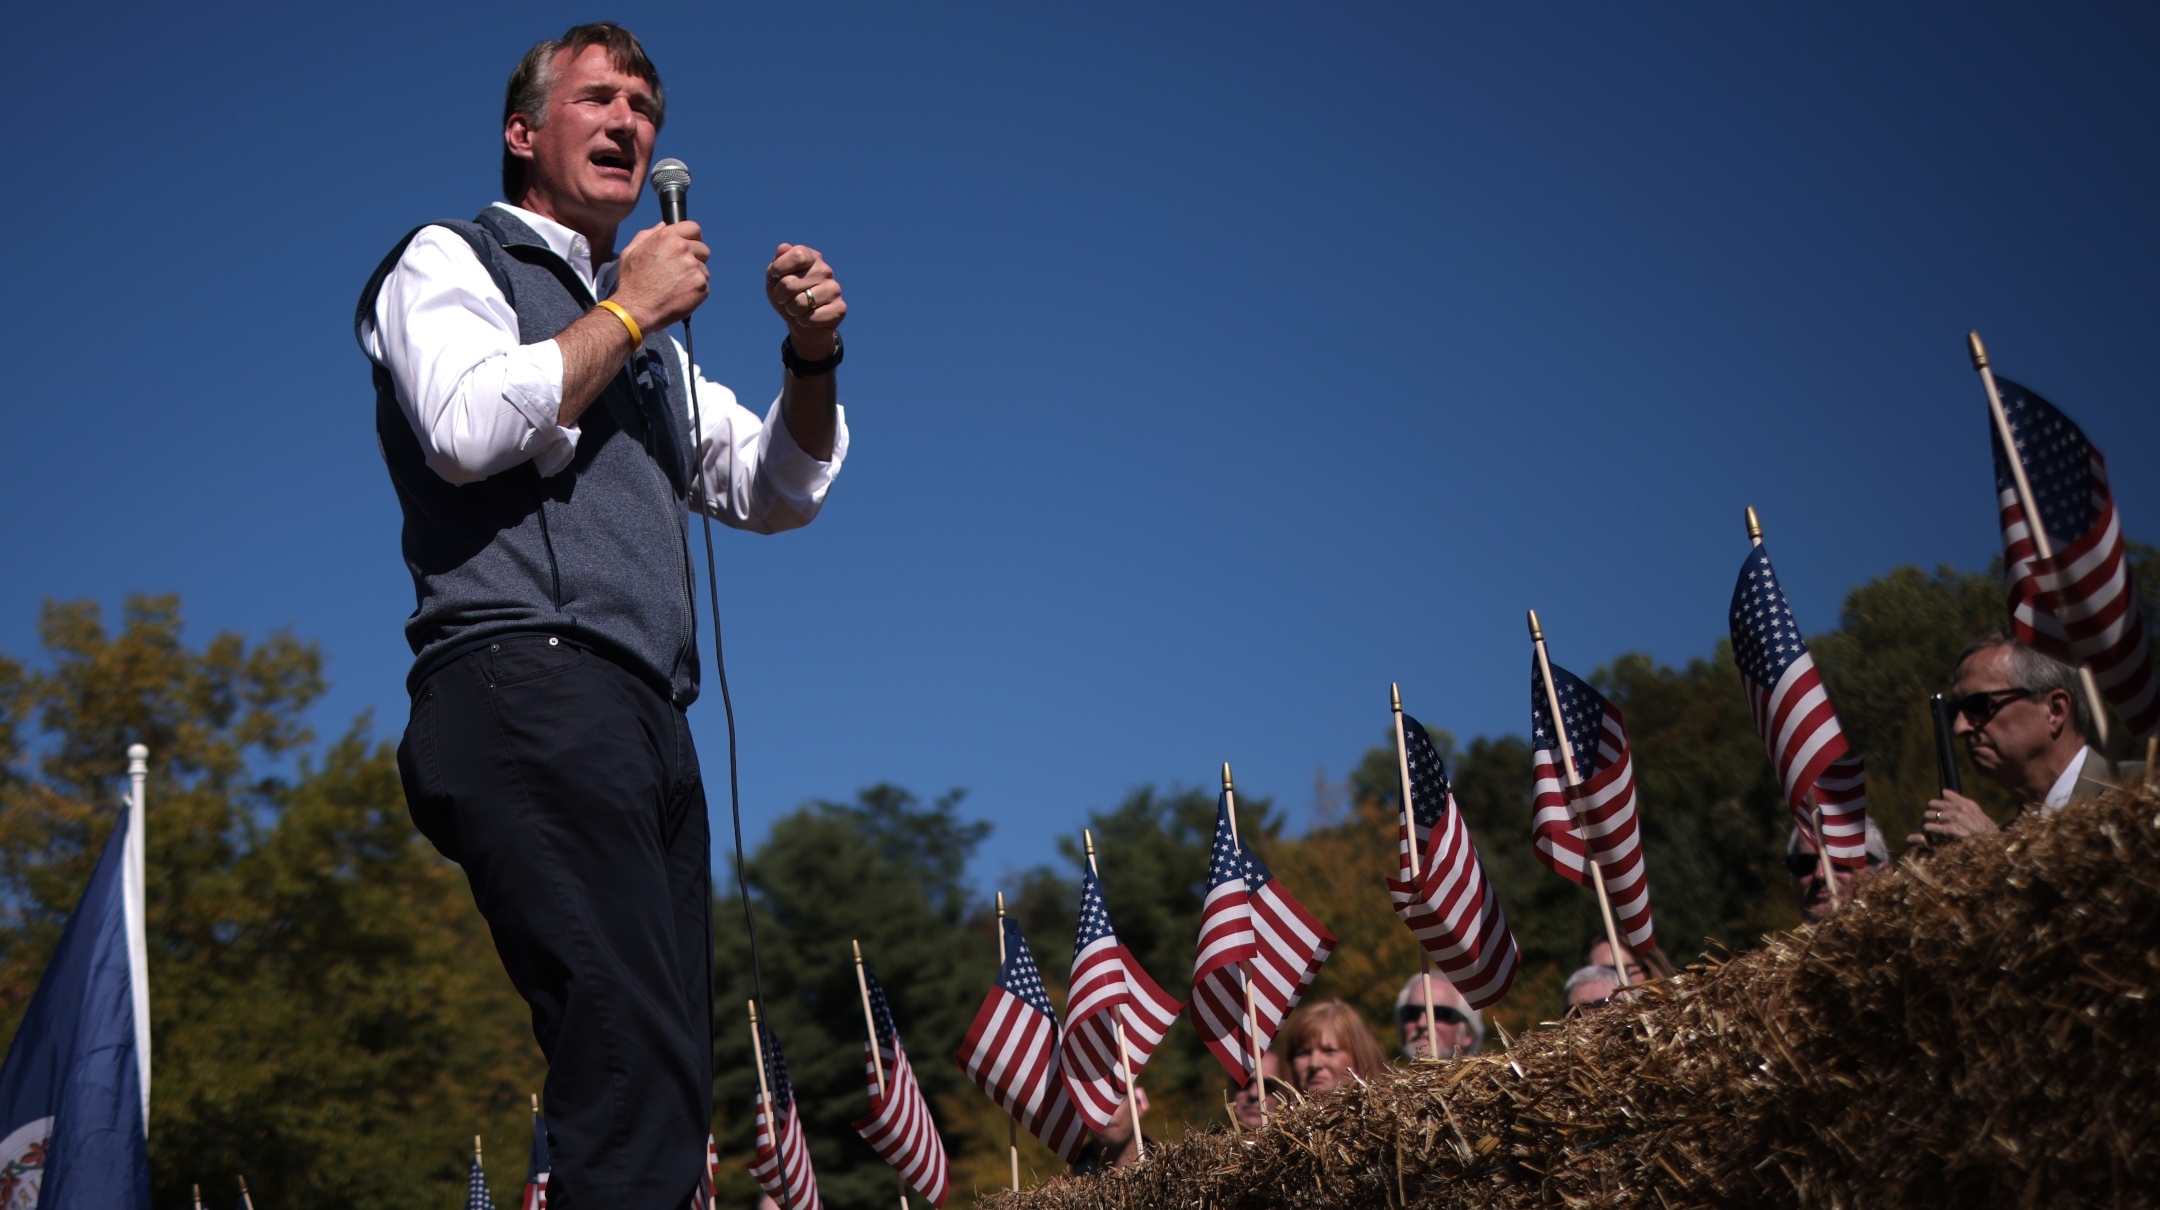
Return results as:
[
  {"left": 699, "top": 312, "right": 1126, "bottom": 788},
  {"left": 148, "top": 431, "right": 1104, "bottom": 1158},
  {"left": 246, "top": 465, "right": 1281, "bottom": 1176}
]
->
[
  {"left": 2048, "top": 687, "right": 2074, "bottom": 738},
  {"left": 505, "top": 112, "right": 539, "bottom": 162}
]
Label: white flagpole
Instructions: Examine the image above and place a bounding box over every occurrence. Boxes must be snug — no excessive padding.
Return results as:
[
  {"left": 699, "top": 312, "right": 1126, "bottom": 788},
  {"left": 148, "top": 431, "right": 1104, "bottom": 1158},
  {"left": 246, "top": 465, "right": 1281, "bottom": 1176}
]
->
[
  {"left": 1969, "top": 331, "right": 2113, "bottom": 749},
  {"left": 1528, "top": 612, "right": 1633, "bottom": 989},
  {"left": 124, "top": 743, "right": 150, "bottom": 1132}
]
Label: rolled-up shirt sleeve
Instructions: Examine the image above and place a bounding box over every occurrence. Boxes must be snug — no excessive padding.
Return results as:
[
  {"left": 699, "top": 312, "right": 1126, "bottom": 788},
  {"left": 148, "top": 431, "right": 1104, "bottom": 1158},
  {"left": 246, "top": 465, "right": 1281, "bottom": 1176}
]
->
[
  {"left": 362, "top": 226, "right": 578, "bottom": 483},
  {"left": 674, "top": 338, "right": 847, "bottom": 532}
]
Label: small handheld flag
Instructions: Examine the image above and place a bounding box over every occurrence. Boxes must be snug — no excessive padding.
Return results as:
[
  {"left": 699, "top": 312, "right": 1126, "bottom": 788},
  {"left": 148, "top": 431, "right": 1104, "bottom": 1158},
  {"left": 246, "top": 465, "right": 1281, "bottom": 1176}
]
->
[
  {"left": 954, "top": 918, "right": 1087, "bottom": 1163},
  {"left": 1730, "top": 530, "right": 1870, "bottom": 868},
  {"left": 1060, "top": 849, "right": 1183, "bottom": 1134},
  {"left": 1529, "top": 656, "right": 1656, "bottom": 951},
  {"left": 521, "top": 1095, "right": 548, "bottom": 1210},
  {"left": 1386, "top": 706, "right": 1520, "bottom": 1008},
  {"left": 748, "top": 1007, "right": 822, "bottom": 1210},
  {"left": 852, "top": 961, "right": 950, "bottom": 1206}
]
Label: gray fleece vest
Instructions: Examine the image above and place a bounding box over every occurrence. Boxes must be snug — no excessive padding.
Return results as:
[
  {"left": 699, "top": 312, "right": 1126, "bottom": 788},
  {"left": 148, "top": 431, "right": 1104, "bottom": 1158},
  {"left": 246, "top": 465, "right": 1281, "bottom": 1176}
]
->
[{"left": 357, "top": 208, "right": 702, "bottom": 706}]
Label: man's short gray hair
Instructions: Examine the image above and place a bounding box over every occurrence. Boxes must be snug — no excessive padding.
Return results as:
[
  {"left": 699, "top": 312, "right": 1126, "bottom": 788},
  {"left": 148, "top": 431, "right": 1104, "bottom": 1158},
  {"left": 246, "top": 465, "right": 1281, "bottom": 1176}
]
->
[
  {"left": 1958, "top": 630, "right": 2093, "bottom": 741},
  {"left": 1563, "top": 965, "right": 1621, "bottom": 1001},
  {"left": 1394, "top": 971, "right": 1484, "bottom": 1054}
]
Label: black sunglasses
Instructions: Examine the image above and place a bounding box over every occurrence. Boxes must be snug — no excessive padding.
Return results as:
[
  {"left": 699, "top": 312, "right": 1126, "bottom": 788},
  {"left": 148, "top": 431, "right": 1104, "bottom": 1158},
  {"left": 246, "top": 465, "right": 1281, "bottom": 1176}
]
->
[
  {"left": 1566, "top": 998, "right": 1611, "bottom": 1016},
  {"left": 1943, "top": 687, "right": 2032, "bottom": 727},
  {"left": 1397, "top": 1004, "right": 1468, "bottom": 1028}
]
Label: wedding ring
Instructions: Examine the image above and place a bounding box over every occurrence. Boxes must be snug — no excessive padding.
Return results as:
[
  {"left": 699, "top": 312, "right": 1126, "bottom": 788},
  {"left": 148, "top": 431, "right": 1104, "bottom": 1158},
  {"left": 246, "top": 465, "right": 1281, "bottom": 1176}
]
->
[{"left": 802, "top": 287, "right": 817, "bottom": 310}]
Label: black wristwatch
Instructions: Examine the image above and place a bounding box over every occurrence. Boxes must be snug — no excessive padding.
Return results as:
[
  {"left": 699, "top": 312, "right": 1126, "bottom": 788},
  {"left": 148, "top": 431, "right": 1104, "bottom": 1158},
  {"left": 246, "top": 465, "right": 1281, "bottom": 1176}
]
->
[{"left": 781, "top": 333, "right": 845, "bottom": 377}]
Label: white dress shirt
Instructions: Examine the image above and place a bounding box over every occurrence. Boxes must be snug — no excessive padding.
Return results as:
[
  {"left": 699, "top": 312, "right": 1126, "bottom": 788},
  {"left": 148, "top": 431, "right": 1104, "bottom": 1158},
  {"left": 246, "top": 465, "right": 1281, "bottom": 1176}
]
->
[
  {"left": 2041, "top": 745, "right": 2090, "bottom": 812},
  {"left": 359, "top": 202, "right": 846, "bottom": 532}
]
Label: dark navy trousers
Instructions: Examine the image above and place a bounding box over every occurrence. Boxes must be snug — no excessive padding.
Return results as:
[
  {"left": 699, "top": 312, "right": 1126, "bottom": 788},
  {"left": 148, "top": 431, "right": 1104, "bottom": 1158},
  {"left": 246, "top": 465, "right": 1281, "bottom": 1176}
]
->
[{"left": 399, "top": 634, "right": 711, "bottom": 1210}]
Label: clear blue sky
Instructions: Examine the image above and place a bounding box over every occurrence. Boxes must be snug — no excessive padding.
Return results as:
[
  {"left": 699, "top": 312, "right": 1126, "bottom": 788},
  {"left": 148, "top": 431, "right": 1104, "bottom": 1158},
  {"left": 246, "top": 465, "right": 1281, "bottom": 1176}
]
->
[{"left": 4, "top": 2, "right": 2155, "bottom": 887}]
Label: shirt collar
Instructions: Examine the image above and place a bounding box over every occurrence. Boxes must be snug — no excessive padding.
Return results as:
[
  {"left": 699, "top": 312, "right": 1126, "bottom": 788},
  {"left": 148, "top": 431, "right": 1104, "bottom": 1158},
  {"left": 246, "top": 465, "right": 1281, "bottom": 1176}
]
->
[
  {"left": 489, "top": 202, "right": 619, "bottom": 297},
  {"left": 2042, "top": 745, "right": 2090, "bottom": 811}
]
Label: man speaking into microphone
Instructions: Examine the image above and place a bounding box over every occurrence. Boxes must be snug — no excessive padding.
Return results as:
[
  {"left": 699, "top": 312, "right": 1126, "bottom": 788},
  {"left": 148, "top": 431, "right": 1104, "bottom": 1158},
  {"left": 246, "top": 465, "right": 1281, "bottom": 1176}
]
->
[{"left": 354, "top": 23, "right": 847, "bottom": 1210}]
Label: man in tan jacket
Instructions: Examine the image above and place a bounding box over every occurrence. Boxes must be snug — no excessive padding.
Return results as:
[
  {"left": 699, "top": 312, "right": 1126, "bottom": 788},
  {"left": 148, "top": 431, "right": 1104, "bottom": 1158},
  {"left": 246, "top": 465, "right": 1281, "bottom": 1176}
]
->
[{"left": 1913, "top": 631, "right": 2146, "bottom": 849}]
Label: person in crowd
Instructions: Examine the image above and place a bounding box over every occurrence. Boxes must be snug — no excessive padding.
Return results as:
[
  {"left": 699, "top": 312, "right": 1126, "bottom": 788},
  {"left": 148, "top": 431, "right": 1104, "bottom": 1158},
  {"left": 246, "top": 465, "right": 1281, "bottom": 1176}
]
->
[
  {"left": 1281, "top": 999, "right": 1388, "bottom": 1095},
  {"left": 1228, "top": 1051, "right": 1284, "bottom": 1129},
  {"left": 1787, "top": 816, "right": 1889, "bottom": 922},
  {"left": 1913, "top": 632, "right": 2143, "bottom": 849},
  {"left": 1563, "top": 965, "right": 1621, "bottom": 1015},
  {"left": 1582, "top": 937, "right": 1645, "bottom": 985},
  {"left": 1394, "top": 971, "right": 1484, "bottom": 1061},
  {"left": 1070, "top": 1086, "right": 1150, "bottom": 1174}
]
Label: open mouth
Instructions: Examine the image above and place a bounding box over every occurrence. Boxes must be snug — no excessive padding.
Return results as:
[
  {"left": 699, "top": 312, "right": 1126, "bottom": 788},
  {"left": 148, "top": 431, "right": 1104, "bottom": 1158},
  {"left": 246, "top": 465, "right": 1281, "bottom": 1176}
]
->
[{"left": 591, "top": 151, "right": 635, "bottom": 174}]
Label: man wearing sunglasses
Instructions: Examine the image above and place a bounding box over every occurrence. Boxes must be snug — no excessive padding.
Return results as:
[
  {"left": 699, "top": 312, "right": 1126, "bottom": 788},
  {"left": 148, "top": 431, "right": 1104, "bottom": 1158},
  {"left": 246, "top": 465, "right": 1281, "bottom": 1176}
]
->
[
  {"left": 1394, "top": 971, "right": 1484, "bottom": 1061},
  {"left": 1913, "top": 632, "right": 2140, "bottom": 849},
  {"left": 1788, "top": 817, "right": 1888, "bottom": 922}
]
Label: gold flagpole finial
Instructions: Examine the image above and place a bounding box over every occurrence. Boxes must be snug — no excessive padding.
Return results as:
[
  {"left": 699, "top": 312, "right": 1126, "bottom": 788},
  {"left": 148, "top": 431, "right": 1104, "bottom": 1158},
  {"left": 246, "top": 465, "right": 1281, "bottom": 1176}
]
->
[
  {"left": 1221, "top": 762, "right": 1233, "bottom": 791},
  {"left": 1745, "top": 506, "right": 1762, "bottom": 544},
  {"left": 1527, "top": 609, "right": 1544, "bottom": 642},
  {"left": 852, "top": 938, "right": 863, "bottom": 963},
  {"left": 474, "top": 1135, "right": 482, "bottom": 1161},
  {"left": 747, "top": 999, "right": 761, "bottom": 1025},
  {"left": 995, "top": 891, "right": 1005, "bottom": 919},
  {"left": 531, "top": 1093, "right": 540, "bottom": 1113},
  {"left": 1083, "top": 829, "right": 1096, "bottom": 861},
  {"left": 1390, "top": 682, "right": 1401, "bottom": 712},
  {"left": 1967, "top": 330, "right": 1988, "bottom": 370}
]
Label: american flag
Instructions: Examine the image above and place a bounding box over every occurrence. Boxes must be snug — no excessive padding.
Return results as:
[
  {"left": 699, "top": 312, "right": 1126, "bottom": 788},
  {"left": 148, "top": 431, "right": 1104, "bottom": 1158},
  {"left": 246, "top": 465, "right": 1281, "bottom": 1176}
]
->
[
  {"left": 851, "top": 966, "right": 950, "bottom": 1207},
  {"left": 1991, "top": 375, "right": 2158, "bottom": 739},
  {"left": 467, "top": 1146, "right": 496, "bottom": 1210},
  {"left": 521, "top": 1104, "right": 549, "bottom": 1210},
  {"left": 1060, "top": 864, "right": 1184, "bottom": 1131},
  {"left": 954, "top": 918, "right": 1087, "bottom": 1163},
  {"left": 749, "top": 1021, "right": 822, "bottom": 1210},
  {"left": 1530, "top": 659, "right": 1655, "bottom": 950},
  {"left": 1188, "top": 793, "right": 1333, "bottom": 1084},
  {"left": 1730, "top": 542, "right": 1871, "bottom": 867},
  {"left": 1384, "top": 713, "right": 1519, "bottom": 1008}
]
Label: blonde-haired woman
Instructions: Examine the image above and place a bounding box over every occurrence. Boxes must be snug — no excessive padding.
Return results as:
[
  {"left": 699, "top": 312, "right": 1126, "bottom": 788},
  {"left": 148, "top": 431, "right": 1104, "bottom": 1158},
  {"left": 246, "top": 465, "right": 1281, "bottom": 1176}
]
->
[{"left": 1280, "top": 998, "right": 1388, "bottom": 1096}]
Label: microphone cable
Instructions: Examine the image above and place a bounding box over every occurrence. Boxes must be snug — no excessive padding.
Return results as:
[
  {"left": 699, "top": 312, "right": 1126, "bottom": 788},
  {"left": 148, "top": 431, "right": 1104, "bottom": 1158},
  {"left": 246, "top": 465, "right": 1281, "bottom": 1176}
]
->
[{"left": 648, "top": 159, "right": 779, "bottom": 1085}]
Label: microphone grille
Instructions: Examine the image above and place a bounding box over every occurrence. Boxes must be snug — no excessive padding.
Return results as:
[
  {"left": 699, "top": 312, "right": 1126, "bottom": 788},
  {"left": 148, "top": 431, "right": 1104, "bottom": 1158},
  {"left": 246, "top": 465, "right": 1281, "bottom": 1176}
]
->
[{"left": 650, "top": 158, "right": 691, "bottom": 191}]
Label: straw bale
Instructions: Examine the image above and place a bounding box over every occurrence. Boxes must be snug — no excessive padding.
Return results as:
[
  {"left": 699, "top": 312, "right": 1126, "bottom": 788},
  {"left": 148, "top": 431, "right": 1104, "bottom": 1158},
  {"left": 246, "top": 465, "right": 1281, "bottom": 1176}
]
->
[{"left": 985, "top": 777, "right": 2160, "bottom": 1209}]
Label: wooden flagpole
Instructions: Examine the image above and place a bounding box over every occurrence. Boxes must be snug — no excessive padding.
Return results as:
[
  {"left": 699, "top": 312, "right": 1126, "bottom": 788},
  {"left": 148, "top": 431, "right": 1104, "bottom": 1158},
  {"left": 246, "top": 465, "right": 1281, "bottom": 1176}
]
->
[
  {"left": 1529, "top": 610, "right": 1633, "bottom": 989},
  {"left": 193, "top": 1186, "right": 203, "bottom": 1210},
  {"left": 1749, "top": 508, "right": 1841, "bottom": 912},
  {"left": 996, "top": 893, "right": 1019, "bottom": 1192},
  {"left": 852, "top": 941, "right": 910, "bottom": 1210},
  {"left": 1221, "top": 764, "right": 1267, "bottom": 1122},
  {"left": 1969, "top": 331, "right": 2113, "bottom": 750},
  {"left": 1083, "top": 832, "right": 1146, "bottom": 1161},
  {"left": 238, "top": 1177, "right": 255, "bottom": 1210},
  {"left": 1390, "top": 685, "right": 1444, "bottom": 1061}
]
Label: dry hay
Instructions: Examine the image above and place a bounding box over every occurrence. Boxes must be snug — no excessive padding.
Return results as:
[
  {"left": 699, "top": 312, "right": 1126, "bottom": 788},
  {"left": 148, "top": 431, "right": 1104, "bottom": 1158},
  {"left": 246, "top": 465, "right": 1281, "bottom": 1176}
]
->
[{"left": 988, "top": 776, "right": 2160, "bottom": 1209}]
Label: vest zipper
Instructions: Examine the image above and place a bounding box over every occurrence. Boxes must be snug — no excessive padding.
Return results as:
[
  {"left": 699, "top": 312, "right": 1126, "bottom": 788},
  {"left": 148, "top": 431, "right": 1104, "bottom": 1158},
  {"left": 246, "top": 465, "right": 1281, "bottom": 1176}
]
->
[{"left": 533, "top": 480, "right": 565, "bottom": 608}]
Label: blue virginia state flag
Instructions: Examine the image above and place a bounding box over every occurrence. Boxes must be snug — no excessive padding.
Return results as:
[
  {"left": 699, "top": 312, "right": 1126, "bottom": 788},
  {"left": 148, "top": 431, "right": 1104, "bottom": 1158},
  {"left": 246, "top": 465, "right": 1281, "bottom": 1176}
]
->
[{"left": 0, "top": 782, "right": 152, "bottom": 1210}]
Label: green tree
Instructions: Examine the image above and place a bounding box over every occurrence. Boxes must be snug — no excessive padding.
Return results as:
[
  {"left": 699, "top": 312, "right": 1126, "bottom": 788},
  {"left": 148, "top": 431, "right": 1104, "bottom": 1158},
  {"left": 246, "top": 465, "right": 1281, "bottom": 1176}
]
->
[
  {"left": 0, "top": 597, "right": 544, "bottom": 1210},
  {"left": 711, "top": 785, "right": 995, "bottom": 1210}
]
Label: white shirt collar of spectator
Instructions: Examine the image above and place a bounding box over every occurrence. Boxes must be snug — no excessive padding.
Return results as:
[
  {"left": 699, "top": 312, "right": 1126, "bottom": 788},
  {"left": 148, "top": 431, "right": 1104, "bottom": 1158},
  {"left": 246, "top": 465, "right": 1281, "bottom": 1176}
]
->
[{"left": 2042, "top": 745, "right": 2090, "bottom": 812}]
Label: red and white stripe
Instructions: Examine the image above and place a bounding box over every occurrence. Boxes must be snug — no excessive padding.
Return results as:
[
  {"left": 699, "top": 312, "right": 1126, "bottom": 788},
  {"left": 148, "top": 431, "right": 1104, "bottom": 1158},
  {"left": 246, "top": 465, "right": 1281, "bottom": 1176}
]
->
[
  {"left": 1741, "top": 654, "right": 1870, "bottom": 868},
  {"left": 955, "top": 988, "right": 1087, "bottom": 1163},
  {"left": 749, "top": 1089, "right": 820, "bottom": 1210},
  {"left": 1385, "top": 793, "right": 1518, "bottom": 1009},
  {"left": 852, "top": 1038, "right": 949, "bottom": 1205},
  {"left": 1061, "top": 944, "right": 1182, "bottom": 1132},
  {"left": 1188, "top": 862, "right": 1259, "bottom": 1083},
  {"left": 1530, "top": 704, "right": 1655, "bottom": 950},
  {"left": 2000, "top": 454, "right": 2159, "bottom": 739},
  {"left": 1246, "top": 877, "right": 1332, "bottom": 1027}
]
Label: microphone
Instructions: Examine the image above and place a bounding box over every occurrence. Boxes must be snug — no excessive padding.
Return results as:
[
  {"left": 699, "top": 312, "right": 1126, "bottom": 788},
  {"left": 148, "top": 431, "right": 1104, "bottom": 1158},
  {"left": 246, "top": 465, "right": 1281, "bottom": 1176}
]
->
[{"left": 650, "top": 158, "right": 691, "bottom": 225}]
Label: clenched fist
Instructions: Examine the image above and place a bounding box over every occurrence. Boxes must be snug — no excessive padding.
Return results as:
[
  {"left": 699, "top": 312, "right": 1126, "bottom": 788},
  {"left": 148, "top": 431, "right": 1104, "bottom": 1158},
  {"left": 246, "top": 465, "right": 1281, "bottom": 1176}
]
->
[{"left": 766, "top": 243, "right": 846, "bottom": 358}]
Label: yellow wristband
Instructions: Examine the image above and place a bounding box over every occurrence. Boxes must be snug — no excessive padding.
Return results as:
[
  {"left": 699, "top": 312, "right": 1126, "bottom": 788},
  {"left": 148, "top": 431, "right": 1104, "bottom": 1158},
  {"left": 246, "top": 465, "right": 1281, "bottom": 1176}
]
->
[{"left": 596, "top": 300, "right": 644, "bottom": 347}]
